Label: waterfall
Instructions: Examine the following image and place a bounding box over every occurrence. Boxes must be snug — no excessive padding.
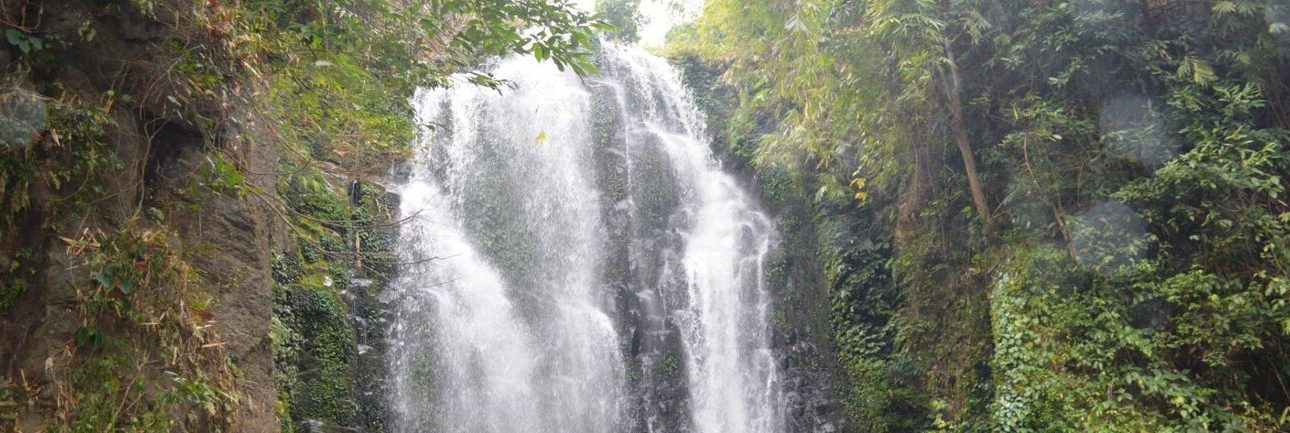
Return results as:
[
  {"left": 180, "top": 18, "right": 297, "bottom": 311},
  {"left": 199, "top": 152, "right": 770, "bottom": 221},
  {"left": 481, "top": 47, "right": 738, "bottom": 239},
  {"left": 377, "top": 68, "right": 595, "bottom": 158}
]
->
[{"left": 386, "top": 43, "right": 783, "bottom": 433}]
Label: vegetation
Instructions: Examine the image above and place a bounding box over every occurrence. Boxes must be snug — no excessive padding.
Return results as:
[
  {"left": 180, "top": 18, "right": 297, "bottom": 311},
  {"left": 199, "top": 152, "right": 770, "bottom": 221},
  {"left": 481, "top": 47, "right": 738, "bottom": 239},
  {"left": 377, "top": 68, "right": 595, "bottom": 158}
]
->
[
  {"left": 1, "top": 0, "right": 604, "bottom": 430},
  {"left": 0, "top": 225, "right": 243, "bottom": 433},
  {"left": 6, "top": 0, "right": 1288, "bottom": 429},
  {"left": 667, "top": 0, "right": 1290, "bottom": 430}
]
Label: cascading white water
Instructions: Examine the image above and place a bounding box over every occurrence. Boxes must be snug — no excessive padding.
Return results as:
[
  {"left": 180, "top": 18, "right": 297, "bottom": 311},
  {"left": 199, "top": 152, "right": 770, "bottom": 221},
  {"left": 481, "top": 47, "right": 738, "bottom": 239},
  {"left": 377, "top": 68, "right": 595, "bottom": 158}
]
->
[{"left": 386, "top": 43, "right": 782, "bottom": 433}]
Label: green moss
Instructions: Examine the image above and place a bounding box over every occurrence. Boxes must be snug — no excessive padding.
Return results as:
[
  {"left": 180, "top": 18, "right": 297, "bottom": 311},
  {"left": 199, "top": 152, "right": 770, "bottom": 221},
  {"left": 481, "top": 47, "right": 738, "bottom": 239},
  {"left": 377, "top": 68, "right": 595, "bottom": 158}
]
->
[
  {"left": 281, "top": 167, "right": 350, "bottom": 223},
  {"left": 273, "top": 252, "right": 303, "bottom": 286},
  {"left": 0, "top": 248, "right": 33, "bottom": 313},
  {"left": 273, "top": 245, "right": 359, "bottom": 431},
  {"left": 272, "top": 173, "right": 398, "bottom": 433},
  {"left": 662, "top": 353, "right": 681, "bottom": 379},
  {"left": 753, "top": 164, "right": 801, "bottom": 214},
  {"left": 286, "top": 286, "right": 358, "bottom": 426},
  {"left": 270, "top": 255, "right": 301, "bottom": 433}
]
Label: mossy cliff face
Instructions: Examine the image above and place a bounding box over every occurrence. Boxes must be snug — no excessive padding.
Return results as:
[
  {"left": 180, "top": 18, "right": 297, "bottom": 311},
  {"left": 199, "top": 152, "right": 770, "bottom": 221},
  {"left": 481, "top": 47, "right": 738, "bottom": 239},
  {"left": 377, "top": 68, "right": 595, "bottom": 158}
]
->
[
  {"left": 0, "top": 1, "right": 397, "bottom": 432},
  {"left": 271, "top": 173, "right": 397, "bottom": 433},
  {"left": 0, "top": 0, "right": 280, "bottom": 431},
  {"left": 0, "top": 2, "right": 289, "bottom": 432}
]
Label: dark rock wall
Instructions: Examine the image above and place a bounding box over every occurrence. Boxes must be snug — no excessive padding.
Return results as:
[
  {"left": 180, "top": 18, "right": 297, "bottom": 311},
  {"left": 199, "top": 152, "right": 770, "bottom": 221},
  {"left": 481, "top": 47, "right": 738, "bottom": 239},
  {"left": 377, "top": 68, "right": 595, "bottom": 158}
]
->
[{"left": 0, "top": 1, "right": 282, "bottom": 432}]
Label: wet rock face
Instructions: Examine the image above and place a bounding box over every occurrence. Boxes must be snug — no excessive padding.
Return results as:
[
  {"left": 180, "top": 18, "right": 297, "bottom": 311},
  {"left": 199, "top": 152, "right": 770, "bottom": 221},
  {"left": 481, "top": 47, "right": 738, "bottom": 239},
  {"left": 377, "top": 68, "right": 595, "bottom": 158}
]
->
[
  {"left": 763, "top": 230, "right": 853, "bottom": 433},
  {"left": 779, "top": 341, "right": 846, "bottom": 433},
  {"left": 590, "top": 78, "right": 695, "bottom": 433}
]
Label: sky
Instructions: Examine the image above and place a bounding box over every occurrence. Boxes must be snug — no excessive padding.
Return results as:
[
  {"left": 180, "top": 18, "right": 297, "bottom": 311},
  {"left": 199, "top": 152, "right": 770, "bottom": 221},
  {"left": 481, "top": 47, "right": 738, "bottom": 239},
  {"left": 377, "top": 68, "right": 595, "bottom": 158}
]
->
[
  {"left": 571, "top": 0, "right": 703, "bottom": 47},
  {"left": 637, "top": 0, "right": 703, "bottom": 47}
]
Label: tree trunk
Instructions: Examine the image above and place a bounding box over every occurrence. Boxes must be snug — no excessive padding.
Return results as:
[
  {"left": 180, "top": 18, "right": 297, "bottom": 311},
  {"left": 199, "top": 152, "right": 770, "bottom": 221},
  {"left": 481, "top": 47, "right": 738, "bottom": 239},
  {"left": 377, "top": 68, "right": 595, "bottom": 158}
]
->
[
  {"left": 942, "top": 38, "right": 996, "bottom": 237},
  {"left": 897, "top": 122, "right": 930, "bottom": 243}
]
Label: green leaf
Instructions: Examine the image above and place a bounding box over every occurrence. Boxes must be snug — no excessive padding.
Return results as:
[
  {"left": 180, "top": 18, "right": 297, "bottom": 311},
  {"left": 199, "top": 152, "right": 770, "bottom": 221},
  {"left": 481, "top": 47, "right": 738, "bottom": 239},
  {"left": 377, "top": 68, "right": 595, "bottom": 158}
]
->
[
  {"left": 74, "top": 327, "right": 103, "bottom": 349},
  {"left": 5, "top": 28, "right": 21, "bottom": 47}
]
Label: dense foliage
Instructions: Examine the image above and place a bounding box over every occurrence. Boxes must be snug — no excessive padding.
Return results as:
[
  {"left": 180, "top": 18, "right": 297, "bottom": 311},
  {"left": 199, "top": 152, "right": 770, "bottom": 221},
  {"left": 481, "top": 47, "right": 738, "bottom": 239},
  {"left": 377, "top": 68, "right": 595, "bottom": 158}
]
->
[
  {"left": 667, "top": 0, "right": 1290, "bottom": 430},
  {"left": 1, "top": 0, "right": 604, "bottom": 430},
  {"left": 7, "top": 0, "right": 1289, "bottom": 429}
]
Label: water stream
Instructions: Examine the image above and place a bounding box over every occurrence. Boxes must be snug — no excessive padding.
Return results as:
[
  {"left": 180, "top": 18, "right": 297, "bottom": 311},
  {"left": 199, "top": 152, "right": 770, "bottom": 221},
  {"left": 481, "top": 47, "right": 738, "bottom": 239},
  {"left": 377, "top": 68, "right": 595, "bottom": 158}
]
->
[{"left": 385, "top": 43, "right": 782, "bottom": 433}]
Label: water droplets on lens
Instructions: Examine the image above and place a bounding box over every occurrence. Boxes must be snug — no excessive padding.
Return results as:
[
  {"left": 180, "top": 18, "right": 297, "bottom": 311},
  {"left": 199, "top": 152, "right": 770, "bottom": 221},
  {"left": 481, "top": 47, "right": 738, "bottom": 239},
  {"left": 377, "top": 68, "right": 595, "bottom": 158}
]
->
[
  {"left": 1099, "top": 93, "right": 1176, "bottom": 169},
  {"left": 0, "top": 89, "right": 47, "bottom": 149}
]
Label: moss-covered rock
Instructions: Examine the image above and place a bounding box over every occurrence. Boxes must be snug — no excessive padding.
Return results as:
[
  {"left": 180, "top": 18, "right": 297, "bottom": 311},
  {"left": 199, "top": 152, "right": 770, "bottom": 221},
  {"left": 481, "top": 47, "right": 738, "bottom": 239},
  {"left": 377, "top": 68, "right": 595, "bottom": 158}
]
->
[{"left": 272, "top": 174, "right": 398, "bottom": 433}]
